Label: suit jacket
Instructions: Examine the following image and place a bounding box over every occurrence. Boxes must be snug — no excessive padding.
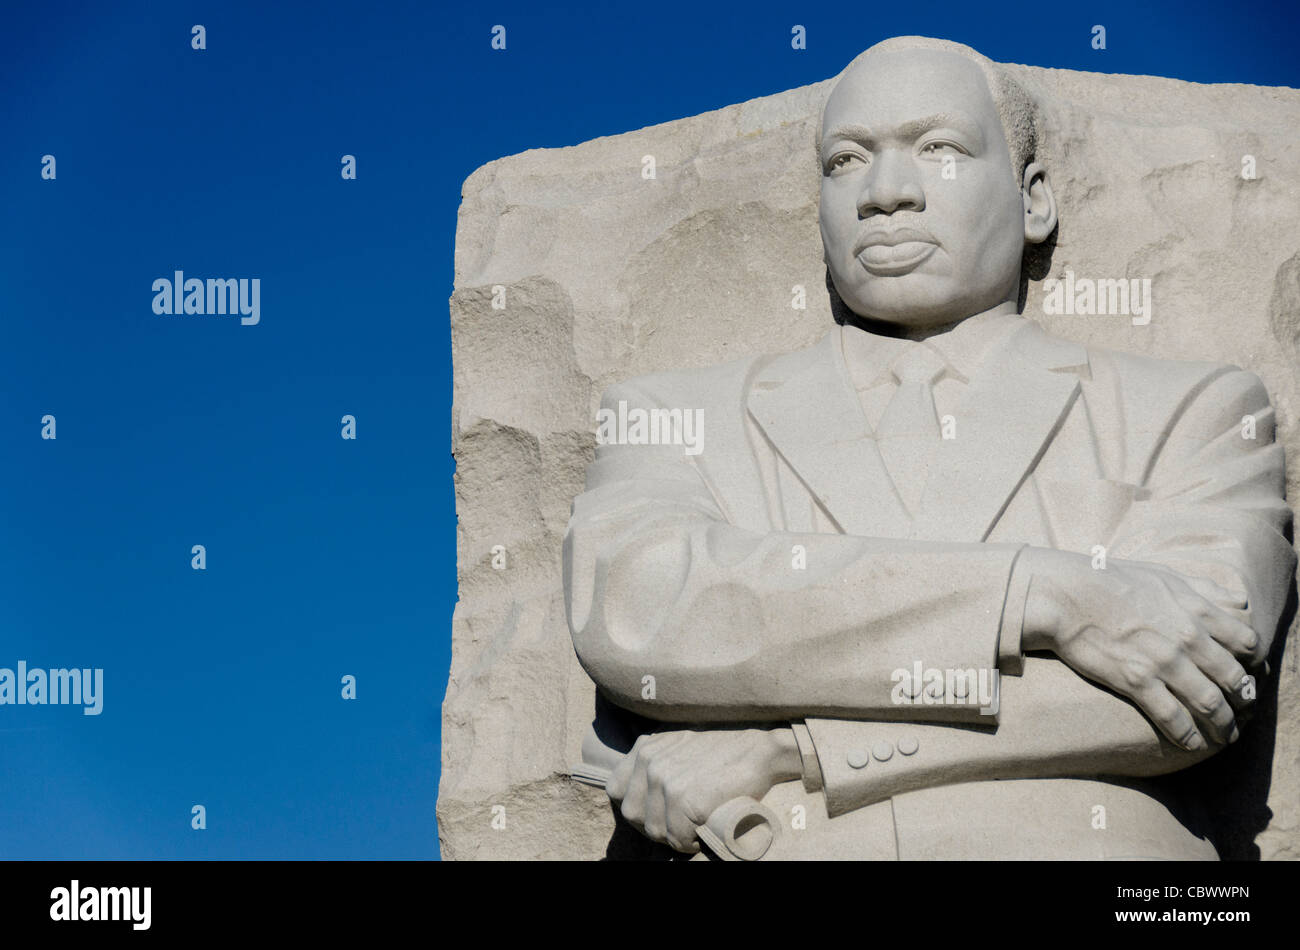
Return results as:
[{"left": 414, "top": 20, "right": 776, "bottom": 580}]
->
[{"left": 563, "top": 318, "right": 1295, "bottom": 858}]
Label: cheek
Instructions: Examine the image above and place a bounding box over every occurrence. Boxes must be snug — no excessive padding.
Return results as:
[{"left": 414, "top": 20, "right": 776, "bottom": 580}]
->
[
  {"left": 945, "top": 180, "right": 1021, "bottom": 253},
  {"left": 820, "top": 186, "right": 858, "bottom": 246}
]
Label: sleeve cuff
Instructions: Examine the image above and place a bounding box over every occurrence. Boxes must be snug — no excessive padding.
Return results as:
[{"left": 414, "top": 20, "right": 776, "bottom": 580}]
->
[
  {"left": 790, "top": 721, "right": 824, "bottom": 792},
  {"left": 998, "top": 547, "right": 1032, "bottom": 676}
]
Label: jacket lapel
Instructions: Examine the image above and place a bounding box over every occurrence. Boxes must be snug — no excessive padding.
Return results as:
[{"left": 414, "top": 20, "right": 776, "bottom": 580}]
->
[
  {"left": 747, "top": 330, "right": 912, "bottom": 538},
  {"left": 746, "top": 323, "right": 1090, "bottom": 543},
  {"left": 911, "top": 323, "right": 1089, "bottom": 542}
]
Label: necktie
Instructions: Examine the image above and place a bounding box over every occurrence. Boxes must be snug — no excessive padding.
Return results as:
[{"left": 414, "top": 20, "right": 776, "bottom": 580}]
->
[{"left": 875, "top": 345, "right": 948, "bottom": 516}]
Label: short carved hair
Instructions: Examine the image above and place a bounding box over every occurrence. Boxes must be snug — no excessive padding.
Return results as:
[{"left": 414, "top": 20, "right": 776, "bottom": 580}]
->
[{"left": 818, "top": 36, "right": 1040, "bottom": 181}]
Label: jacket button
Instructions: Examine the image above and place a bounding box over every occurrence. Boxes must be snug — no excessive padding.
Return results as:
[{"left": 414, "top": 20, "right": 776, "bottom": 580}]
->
[
  {"left": 872, "top": 741, "right": 894, "bottom": 762},
  {"left": 898, "top": 737, "right": 919, "bottom": 756},
  {"left": 847, "top": 749, "right": 870, "bottom": 769}
]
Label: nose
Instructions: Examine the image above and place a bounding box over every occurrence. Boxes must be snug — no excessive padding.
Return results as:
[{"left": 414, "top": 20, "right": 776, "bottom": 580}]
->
[{"left": 857, "top": 148, "right": 925, "bottom": 216}]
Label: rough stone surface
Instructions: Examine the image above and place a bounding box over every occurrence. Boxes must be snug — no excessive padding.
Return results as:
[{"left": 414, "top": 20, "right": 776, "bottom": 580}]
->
[{"left": 439, "top": 60, "right": 1300, "bottom": 860}]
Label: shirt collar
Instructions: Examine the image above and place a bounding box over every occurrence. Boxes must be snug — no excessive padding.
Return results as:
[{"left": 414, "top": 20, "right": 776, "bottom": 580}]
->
[{"left": 840, "top": 305, "right": 1027, "bottom": 391}]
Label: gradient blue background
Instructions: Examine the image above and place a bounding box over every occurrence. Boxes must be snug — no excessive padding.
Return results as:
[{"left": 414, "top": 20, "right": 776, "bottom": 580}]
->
[{"left": 0, "top": 0, "right": 1295, "bottom": 859}]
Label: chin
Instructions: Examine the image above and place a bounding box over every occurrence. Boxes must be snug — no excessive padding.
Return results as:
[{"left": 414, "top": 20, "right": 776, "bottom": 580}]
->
[
  {"left": 839, "top": 266, "right": 1020, "bottom": 328},
  {"left": 840, "top": 279, "right": 967, "bottom": 327}
]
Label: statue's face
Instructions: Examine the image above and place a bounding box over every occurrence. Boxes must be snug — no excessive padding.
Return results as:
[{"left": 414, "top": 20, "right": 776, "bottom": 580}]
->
[{"left": 819, "top": 49, "right": 1026, "bottom": 328}]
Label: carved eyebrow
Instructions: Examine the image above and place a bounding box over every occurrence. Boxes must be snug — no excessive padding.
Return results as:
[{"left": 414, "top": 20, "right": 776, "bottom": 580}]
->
[{"left": 822, "top": 112, "right": 984, "bottom": 149}]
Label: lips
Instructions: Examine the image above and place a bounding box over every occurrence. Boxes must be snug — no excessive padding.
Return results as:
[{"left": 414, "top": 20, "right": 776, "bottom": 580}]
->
[{"left": 853, "top": 226, "right": 939, "bottom": 275}]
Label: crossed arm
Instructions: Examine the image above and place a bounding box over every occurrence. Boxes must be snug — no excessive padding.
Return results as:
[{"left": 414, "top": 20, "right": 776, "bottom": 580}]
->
[
  {"left": 564, "top": 387, "right": 1026, "bottom": 725},
  {"left": 566, "top": 368, "right": 1295, "bottom": 850}
]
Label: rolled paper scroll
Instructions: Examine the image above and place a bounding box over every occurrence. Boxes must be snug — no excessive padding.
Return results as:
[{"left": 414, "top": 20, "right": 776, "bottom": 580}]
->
[{"left": 697, "top": 796, "right": 779, "bottom": 861}]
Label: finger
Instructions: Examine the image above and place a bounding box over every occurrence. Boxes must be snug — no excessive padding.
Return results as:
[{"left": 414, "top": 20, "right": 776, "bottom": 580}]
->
[
  {"left": 615, "top": 741, "right": 652, "bottom": 826},
  {"left": 1132, "top": 680, "right": 1208, "bottom": 752},
  {"left": 618, "top": 732, "right": 690, "bottom": 833},
  {"left": 1182, "top": 595, "right": 1258, "bottom": 659},
  {"left": 643, "top": 744, "right": 708, "bottom": 854},
  {"left": 666, "top": 834, "right": 702, "bottom": 856},
  {"left": 1159, "top": 652, "right": 1237, "bottom": 745},
  {"left": 664, "top": 813, "right": 703, "bottom": 852},
  {"left": 641, "top": 760, "right": 670, "bottom": 845},
  {"left": 1177, "top": 627, "right": 1252, "bottom": 712},
  {"left": 1174, "top": 573, "right": 1246, "bottom": 610},
  {"left": 619, "top": 773, "right": 648, "bottom": 830},
  {"left": 605, "top": 741, "right": 642, "bottom": 801},
  {"left": 662, "top": 768, "right": 707, "bottom": 854}
]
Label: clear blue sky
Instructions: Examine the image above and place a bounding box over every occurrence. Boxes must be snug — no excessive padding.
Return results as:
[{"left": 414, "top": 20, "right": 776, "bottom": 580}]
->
[{"left": 0, "top": 0, "right": 1295, "bottom": 859}]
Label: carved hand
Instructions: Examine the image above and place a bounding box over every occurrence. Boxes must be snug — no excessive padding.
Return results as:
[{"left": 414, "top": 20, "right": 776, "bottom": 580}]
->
[
  {"left": 1019, "top": 547, "right": 1257, "bottom": 751},
  {"left": 605, "top": 727, "right": 802, "bottom": 853}
]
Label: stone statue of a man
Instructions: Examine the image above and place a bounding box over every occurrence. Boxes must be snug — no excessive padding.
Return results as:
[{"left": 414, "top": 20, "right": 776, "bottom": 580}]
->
[{"left": 562, "top": 36, "right": 1296, "bottom": 859}]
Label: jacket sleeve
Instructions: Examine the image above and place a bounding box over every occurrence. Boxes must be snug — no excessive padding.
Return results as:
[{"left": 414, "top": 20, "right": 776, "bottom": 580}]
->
[
  {"left": 800, "top": 656, "right": 1217, "bottom": 816},
  {"left": 800, "top": 365, "right": 1295, "bottom": 815},
  {"left": 1105, "top": 366, "right": 1294, "bottom": 662},
  {"left": 564, "top": 379, "right": 1026, "bottom": 724}
]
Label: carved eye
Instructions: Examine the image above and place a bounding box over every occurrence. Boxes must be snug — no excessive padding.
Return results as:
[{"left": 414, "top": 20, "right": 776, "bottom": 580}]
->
[
  {"left": 828, "top": 152, "right": 864, "bottom": 172},
  {"left": 921, "top": 141, "right": 963, "bottom": 156}
]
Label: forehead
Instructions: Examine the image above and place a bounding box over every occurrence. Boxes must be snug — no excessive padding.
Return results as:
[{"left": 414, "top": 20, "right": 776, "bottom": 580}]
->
[{"left": 822, "top": 49, "right": 999, "bottom": 136}]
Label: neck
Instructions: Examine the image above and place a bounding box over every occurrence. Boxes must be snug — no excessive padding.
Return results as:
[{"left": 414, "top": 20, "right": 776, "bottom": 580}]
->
[{"left": 844, "top": 300, "right": 1019, "bottom": 342}]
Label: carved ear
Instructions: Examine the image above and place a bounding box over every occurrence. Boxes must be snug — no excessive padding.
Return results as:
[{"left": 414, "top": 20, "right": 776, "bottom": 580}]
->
[{"left": 1022, "top": 161, "right": 1057, "bottom": 244}]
